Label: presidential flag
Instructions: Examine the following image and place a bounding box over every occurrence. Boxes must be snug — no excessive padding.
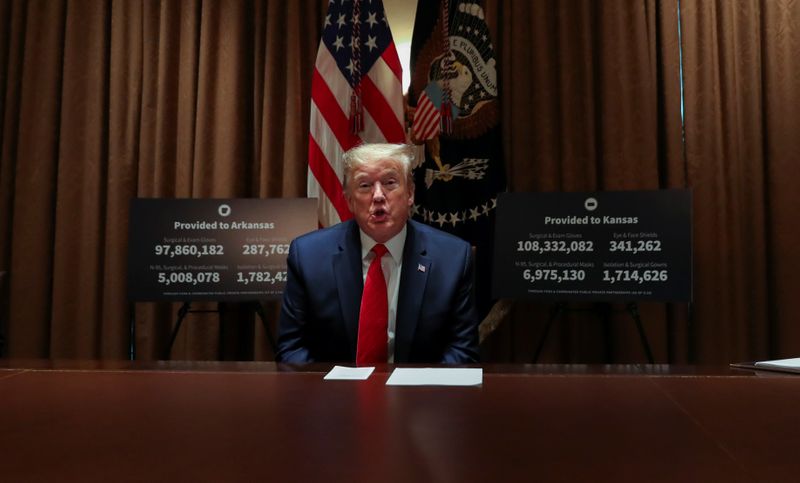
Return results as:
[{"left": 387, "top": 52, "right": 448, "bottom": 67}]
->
[
  {"left": 408, "top": 0, "right": 506, "bottom": 316},
  {"left": 308, "top": 0, "right": 406, "bottom": 227}
]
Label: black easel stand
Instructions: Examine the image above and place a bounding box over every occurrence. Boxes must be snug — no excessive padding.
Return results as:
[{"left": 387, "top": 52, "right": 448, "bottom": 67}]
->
[
  {"left": 163, "top": 302, "right": 278, "bottom": 360},
  {"left": 129, "top": 302, "right": 136, "bottom": 360},
  {"left": 128, "top": 301, "right": 277, "bottom": 360},
  {"left": 626, "top": 302, "right": 654, "bottom": 363},
  {"left": 532, "top": 302, "right": 654, "bottom": 364},
  {"left": 0, "top": 271, "right": 7, "bottom": 358}
]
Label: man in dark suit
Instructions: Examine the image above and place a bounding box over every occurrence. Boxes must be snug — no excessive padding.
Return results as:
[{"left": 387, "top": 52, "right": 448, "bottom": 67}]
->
[{"left": 277, "top": 143, "right": 479, "bottom": 364}]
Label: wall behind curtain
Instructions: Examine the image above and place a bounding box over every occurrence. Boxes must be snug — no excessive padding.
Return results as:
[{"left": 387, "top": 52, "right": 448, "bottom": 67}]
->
[{"left": 0, "top": 0, "right": 325, "bottom": 359}]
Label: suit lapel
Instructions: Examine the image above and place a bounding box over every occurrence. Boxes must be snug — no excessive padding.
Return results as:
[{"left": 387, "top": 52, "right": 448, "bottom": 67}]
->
[
  {"left": 395, "top": 221, "right": 430, "bottom": 363},
  {"left": 333, "top": 220, "right": 363, "bottom": 359}
]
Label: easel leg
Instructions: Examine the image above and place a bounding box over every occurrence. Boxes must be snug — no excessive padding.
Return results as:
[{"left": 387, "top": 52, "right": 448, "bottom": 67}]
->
[
  {"left": 599, "top": 302, "right": 614, "bottom": 363},
  {"left": 129, "top": 303, "right": 136, "bottom": 361},
  {"left": 533, "top": 302, "right": 565, "bottom": 363},
  {"left": 627, "top": 302, "right": 654, "bottom": 364},
  {"left": 687, "top": 302, "right": 695, "bottom": 364},
  {"left": 254, "top": 302, "right": 278, "bottom": 355},
  {"left": 164, "top": 302, "right": 192, "bottom": 360}
]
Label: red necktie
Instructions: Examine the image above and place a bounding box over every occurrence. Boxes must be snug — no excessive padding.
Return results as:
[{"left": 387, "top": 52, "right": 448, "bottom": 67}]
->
[{"left": 356, "top": 244, "right": 389, "bottom": 365}]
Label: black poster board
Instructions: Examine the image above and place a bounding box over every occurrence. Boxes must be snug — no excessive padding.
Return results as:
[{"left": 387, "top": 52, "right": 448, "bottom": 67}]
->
[
  {"left": 492, "top": 190, "right": 692, "bottom": 302},
  {"left": 127, "top": 198, "right": 317, "bottom": 302}
]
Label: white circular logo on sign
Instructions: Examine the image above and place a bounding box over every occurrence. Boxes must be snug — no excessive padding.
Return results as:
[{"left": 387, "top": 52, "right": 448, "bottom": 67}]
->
[
  {"left": 584, "top": 197, "right": 598, "bottom": 211},
  {"left": 218, "top": 204, "right": 231, "bottom": 217}
]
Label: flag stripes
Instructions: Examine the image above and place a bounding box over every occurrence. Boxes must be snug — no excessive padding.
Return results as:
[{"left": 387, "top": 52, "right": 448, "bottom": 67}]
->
[
  {"left": 307, "top": 0, "right": 405, "bottom": 227},
  {"left": 412, "top": 91, "right": 441, "bottom": 141}
]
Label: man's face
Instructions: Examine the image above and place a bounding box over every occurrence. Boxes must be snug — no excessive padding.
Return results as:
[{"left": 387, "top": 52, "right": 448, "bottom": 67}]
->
[{"left": 346, "top": 158, "right": 414, "bottom": 244}]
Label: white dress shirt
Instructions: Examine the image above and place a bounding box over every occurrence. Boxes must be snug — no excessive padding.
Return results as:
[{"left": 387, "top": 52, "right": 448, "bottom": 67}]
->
[{"left": 358, "top": 225, "right": 406, "bottom": 363}]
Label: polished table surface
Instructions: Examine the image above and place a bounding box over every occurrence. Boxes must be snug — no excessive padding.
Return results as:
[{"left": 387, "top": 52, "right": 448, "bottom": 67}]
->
[{"left": 1, "top": 361, "right": 799, "bottom": 482}]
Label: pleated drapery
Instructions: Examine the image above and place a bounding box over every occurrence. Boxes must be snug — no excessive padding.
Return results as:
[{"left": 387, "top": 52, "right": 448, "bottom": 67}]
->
[{"left": 1, "top": 0, "right": 799, "bottom": 363}]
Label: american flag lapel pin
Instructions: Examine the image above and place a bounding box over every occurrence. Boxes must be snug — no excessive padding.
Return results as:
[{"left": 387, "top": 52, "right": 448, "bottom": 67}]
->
[{"left": 418, "top": 264, "right": 426, "bottom": 273}]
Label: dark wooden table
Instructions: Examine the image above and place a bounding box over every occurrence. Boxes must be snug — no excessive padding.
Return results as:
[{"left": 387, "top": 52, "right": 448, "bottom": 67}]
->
[{"left": 1, "top": 361, "right": 798, "bottom": 482}]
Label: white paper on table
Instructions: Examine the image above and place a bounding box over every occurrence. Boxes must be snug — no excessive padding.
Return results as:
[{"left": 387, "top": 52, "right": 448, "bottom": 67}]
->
[
  {"left": 323, "top": 365, "right": 375, "bottom": 380},
  {"left": 754, "top": 357, "right": 800, "bottom": 370},
  {"left": 385, "top": 367, "right": 483, "bottom": 386}
]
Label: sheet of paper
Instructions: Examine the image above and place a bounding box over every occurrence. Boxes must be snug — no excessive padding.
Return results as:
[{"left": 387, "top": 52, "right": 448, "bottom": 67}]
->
[
  {"left": 754, "top": 357, "right": 800, "bottom": 369},
  {"left": 323, "top": 365, "right": 375, "bottom": 380},
  {"left": 385, "top": 367, "right": 483, "bottom": 386}
]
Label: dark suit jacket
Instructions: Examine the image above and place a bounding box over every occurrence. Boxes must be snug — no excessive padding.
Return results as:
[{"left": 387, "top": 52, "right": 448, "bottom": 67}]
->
[{"left": 276, "top": 219, "right": 479, "bottom": 363}]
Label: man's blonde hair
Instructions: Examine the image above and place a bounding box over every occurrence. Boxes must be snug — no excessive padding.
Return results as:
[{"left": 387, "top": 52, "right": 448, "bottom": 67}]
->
[{"left": 342, "top": 143, "right": 416, "bottom": 191}]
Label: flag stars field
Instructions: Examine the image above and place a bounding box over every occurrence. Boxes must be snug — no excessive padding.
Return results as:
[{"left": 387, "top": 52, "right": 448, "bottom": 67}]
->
[{"left": 307, "top": 0, "right": 406, "bottom": 227}]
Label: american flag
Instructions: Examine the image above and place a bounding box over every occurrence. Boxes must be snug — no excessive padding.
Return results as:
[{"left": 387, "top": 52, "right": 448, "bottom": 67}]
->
[
  {"left": 308, "top": 0, "right": 405, "bottom": 227},
  {"left": 412, "top": 90, "right": 440, "bottom": 142},
  {"left": 411, "top": 82, "right": 458, "bottom": 142}
]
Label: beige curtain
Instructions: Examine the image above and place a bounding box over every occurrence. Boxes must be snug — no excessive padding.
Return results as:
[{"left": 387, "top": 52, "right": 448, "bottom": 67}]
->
[
  {"left": 2, "top": 0, "right": 799, "bottom": 363},
  {"left": 480, "top": 0, "right": 688, "bottom": 363},
  {"left": 482, "top": 0, "right": 800, "bottom": 364},
  {"left": 678, "top": 0, "right": 800, "bottom": 362},
  {"left": 0, "top": 0, "right": 325, "bottom": 360}
]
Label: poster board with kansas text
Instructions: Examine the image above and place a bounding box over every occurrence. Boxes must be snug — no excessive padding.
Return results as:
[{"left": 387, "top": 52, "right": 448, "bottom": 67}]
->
[{"left": 492, "top": 190, "right": 692, "bottom": 302}]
